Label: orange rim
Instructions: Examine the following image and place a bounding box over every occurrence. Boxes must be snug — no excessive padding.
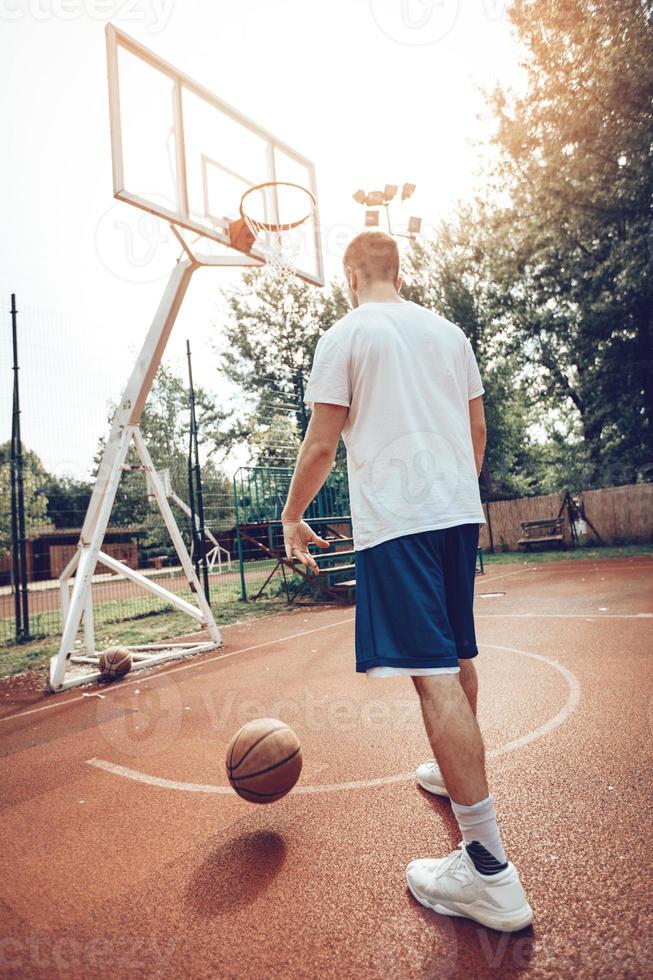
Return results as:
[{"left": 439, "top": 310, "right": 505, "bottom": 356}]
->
[{"left": 240, "top": 181, "right": 316, "bottom": 233}]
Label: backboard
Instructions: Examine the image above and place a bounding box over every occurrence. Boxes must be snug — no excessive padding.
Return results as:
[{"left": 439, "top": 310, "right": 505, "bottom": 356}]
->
[{"left": 105, "top": 25, "right": 324, "bottom": 285}]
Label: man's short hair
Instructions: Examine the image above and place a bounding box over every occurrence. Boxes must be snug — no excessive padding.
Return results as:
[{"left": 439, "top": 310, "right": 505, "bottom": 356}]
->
[{"left": 343, "top": 231, "right": 399, "bottom": 284}]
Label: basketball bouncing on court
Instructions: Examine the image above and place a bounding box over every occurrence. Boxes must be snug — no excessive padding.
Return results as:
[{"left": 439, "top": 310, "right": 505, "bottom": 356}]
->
[{"left": 225, "top": 718, "right": 303, "bottom": 803}]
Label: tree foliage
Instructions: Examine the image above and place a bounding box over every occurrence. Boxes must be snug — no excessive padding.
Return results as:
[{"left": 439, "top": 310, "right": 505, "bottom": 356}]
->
[
  {"left": 403, "top": 221, "right": 539, "bottom": 497},
  {"left": 216, "top": 271, "right": 349, "bottom": 471},
  {"left": 0, "top": 444, "right": 49, "bottom": 555},
  {"left": 485, "top": 0, "right": 653, "bottom": 485},
  {"left": 95, "top": 365, "right": 235, "bottom": 560}
]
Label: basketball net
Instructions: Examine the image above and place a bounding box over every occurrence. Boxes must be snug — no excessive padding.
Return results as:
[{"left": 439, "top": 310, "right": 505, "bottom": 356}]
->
[
  {"left": 255, "top": 232, "right": 301, "bottom": 284},
  {"left": 240, "top": 181, "right": 315, "bottom": 284}
]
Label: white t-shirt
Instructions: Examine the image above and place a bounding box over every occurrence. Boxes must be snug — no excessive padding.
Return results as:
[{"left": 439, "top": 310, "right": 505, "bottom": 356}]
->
[{"left": 303, "top": 300, "right": 486, "bottom": 551}]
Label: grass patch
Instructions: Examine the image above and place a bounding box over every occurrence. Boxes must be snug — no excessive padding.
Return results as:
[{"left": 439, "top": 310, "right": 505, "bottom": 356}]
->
[
  {"left": 0, "top": 590, "right": 293, "bottom": 680},
  {"left": 482, "top": 543, "right": 652, "bottom": 565}
]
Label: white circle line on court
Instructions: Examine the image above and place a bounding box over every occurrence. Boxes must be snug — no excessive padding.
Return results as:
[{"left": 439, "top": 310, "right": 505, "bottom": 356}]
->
[{"left": 85, "top": 643, "right": 581, "bottom": 795}]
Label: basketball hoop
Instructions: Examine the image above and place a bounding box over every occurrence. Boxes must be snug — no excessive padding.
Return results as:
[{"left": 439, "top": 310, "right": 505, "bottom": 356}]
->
[{"left": 233, "top": 181, "right": 317, "bottom": 280}]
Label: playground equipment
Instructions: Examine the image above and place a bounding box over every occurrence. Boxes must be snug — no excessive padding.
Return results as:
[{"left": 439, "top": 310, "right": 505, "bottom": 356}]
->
[
  {"left": 146, "top": 468, "right": 232, "bottom": 574},
  {"left": 233, "top": 466, "right": 355, "bottom": 604}
]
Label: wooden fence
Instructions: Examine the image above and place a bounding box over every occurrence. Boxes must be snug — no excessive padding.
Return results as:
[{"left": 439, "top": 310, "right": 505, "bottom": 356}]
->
[{"left": 480, "top": 483, "right": 653, "bottom": 552}]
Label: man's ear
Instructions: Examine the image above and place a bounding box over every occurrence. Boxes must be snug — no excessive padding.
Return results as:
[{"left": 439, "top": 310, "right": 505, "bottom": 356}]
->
[
  {"left": 346, "top": 266, "right": 357, "bottom": 292},
  {"left": 396, "top": 275, "right": 404, "bottom": 293}
]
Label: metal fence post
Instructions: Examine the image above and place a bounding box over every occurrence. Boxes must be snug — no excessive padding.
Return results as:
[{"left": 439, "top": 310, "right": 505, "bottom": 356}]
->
[
  {"left": 10, "top": 293, "right": 30, "bottom": 640},
  {"left": 296, "top": 369, "right": 308, "bottom": 438},
  {"left": 232, "top": 470, "right": 248, "bottom": 601},
  {"left": 186, "top": 340, "right": 210, "bottom": 604}
]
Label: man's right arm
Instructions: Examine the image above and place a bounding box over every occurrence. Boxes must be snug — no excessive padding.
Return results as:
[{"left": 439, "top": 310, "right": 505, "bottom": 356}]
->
[{"left": 469, "top": 395, "right": 487, "bottom": 477}]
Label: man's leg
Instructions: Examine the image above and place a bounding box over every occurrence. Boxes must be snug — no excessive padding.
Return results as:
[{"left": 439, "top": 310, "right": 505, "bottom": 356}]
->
[
  {"left": 414, "top": 673, "right": 506, "bottom": 865},
  {"left": 414, "top": 659, "right": 478, "bottom": 795},
  {"left": 413, "top": 673, "right": 485, "bottom": 805},
  {"left": 406, "top": 673, "right": 532, "bottom": 931},
  {"left": 458, "top": 658, "right": 478, "bottom": 716}
]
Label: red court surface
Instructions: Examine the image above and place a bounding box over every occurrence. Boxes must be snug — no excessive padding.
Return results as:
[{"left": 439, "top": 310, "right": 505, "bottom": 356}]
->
[{"left": 1, "top": 556, "right": 652, "bottom": 978}]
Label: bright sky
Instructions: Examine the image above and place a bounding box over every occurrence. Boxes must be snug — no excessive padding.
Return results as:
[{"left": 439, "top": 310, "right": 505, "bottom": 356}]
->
[{"left": 0, "top": 0, "right": 523, "bottom": 480}]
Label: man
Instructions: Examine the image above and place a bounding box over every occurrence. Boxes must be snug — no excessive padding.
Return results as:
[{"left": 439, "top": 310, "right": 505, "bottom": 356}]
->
[{"left": 281, "top": 231, "right": 532, "bottom": 932}]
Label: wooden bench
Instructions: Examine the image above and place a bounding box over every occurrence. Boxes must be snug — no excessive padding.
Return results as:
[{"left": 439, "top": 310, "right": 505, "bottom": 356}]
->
[{"left": 517, "top": 518, "right": 566, "bottom": 551}]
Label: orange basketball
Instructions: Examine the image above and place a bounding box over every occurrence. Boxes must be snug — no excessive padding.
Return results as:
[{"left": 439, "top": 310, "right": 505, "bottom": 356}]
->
[
  {"left": 225, "top": 718, "right": 302, "bottom": 804},
  {"left": 98, "top": 646, "right": 132, "bottom": 680}
]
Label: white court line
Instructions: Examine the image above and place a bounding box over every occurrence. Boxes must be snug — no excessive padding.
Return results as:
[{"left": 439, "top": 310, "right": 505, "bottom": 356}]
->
[
  {"left": 86, "top": 643, "right": 581, "bottom": 795},
  {"left": 482, "top": 560, "right": 653, "bottom": 583},
  {"left": 481, "top": 567, "right": 539, "bottom": 584},
  {"left": 476, "top": 612, "right": 653, "bottom": 619},
  {"left": 485, "top": 557, "right": 653, "bottom": 578}
]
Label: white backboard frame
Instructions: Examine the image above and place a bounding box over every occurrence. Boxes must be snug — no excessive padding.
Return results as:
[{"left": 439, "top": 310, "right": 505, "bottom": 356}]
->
[{"left": 105, "top": 24, "right": 324, "bottom": 286}]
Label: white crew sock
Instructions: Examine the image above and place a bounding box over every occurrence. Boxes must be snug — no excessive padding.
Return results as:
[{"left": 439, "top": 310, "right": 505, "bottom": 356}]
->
[{"left": 451, "top": 793, "right": 507, "bottom": 870}]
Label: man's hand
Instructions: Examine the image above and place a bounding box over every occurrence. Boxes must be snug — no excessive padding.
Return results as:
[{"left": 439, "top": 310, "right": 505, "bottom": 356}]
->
[{"left": 282, "top": 519, "right": 330, "bottom": 574}]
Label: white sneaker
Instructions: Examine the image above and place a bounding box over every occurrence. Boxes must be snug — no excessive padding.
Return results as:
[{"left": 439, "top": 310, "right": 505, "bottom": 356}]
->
[
  {"left": 406, "top": 842, "right": 533, "bottom": 932},
  {"left": 416, "top": 760, "right": 449, "bottom": 797}
]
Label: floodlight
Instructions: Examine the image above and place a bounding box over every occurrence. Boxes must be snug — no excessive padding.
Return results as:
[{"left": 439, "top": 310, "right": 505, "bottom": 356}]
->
[
  {"left": 383, "top": 184, "right": 398, "bottom": 202},
  {"left": 365, "top": 210, "right": 380, "bottom": 227},
  {"left": 366, "top": 190, "right": 385, "bottom": 207},
  {"left": 352, "top": 189, "right": 366, "bottom": 205},
  {"left": 407, "top": 216, "right": 422, "bottom": 235},
  {"left": 401, "top": 182, "right": 416, "bottom": 201}
]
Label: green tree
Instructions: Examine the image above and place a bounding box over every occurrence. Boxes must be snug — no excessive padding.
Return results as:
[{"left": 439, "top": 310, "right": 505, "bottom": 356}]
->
[
  {"left": 248, "top": 413, "right": 302, "bottom": 468},
  {"left": 93, "top": 364, "right": 233, "bottom": 562},
  {"left": 486, "top": 0, "right": 653, "bottom": 485},
  {"left": 41, "top": 475, "right": 92, "bottom": 529},
  {"left": 403, "top": 219, "right": 539, "bottom": 497},
  {"left": 0, "top": 443, "right": 49, "bottom": 555},
  {"left": 216, "top": 271, "right": 349, "bottom": 469}
]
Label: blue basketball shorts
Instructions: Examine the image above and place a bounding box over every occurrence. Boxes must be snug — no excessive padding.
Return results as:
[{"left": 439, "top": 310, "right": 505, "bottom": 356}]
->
[{"left": 354, "top": 523, "right": 481, "bottom": 673}]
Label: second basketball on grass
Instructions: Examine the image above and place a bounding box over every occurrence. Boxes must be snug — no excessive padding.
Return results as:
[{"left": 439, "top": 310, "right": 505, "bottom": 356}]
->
[{"left": 226, "top": 718, "right": 302, "bottom": 804}]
